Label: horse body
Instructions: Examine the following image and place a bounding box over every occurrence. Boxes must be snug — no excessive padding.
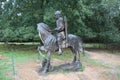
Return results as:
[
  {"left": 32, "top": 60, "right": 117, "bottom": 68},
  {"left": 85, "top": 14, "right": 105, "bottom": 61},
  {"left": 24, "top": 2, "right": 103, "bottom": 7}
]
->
[{"left": 37, "top": 22, "right": 83, "bottom": 73}]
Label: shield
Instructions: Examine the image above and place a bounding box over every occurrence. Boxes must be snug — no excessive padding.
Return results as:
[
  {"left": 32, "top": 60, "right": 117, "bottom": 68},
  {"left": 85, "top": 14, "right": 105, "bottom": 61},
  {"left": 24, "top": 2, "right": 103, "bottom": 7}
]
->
[
  {"left": 63, "top": 16, "right": 68, "bottom": 47},
  {"left": 63, "top": 16, "right": 68, "bottom": 41}
]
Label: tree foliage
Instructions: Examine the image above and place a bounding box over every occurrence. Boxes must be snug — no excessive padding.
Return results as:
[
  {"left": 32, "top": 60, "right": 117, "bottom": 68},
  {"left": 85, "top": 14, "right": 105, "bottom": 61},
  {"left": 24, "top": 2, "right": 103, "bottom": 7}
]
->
[{"left": 0, "top": 0, "right": 120, "bottom": 43}]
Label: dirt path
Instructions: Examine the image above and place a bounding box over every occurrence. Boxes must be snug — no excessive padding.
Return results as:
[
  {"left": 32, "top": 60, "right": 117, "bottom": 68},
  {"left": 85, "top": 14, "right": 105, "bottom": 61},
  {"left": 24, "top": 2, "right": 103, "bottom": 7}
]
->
[
  {"left": 86, "top": 49, "right": 120, "bottom": 67},
  {"left": 16, "top": 49, "right": 120, "bottom": 80}
]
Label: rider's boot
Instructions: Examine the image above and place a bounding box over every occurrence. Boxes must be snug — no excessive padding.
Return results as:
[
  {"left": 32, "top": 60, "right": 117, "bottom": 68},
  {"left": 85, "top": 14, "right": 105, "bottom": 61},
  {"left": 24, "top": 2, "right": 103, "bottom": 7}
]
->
[{"left": 58, "top": 48, "right": 62, "bottom": 55}]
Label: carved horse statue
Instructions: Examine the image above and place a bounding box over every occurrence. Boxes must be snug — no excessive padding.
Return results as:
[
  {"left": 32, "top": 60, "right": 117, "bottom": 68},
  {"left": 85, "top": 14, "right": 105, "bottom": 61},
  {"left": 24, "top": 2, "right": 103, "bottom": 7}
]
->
[{"left": 37, "top": 22, "right": 84, "bottom": 73}]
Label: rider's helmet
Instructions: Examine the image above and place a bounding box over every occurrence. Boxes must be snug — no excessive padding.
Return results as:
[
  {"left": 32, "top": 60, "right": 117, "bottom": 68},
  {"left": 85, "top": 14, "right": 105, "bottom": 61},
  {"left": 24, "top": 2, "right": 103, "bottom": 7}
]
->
[{"left": 54, "top": 10, "right": 61, "bottom": 16}]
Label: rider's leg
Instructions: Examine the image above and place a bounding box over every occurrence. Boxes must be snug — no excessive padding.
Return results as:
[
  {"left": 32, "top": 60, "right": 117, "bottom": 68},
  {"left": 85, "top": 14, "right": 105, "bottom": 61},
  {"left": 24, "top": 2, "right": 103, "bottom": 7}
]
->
[
  {"left": 58, "top": 45, "right": 62, "bottom": 55},
  {"left": 43, "top": 51, "right": 52, "bottom": 73},
  {"left": 57, "top": 37, "right": 63, "bottom": 55}
]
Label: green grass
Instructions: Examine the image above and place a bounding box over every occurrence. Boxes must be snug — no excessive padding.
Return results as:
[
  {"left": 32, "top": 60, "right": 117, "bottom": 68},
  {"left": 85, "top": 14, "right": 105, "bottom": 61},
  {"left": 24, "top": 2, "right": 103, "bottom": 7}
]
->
[
  {"left": 0, "top": 44, "right": 39, "bottom": 80},
  {"left": 0, "top": 59, "right": 12, "bottom": 80},
  {"left": 0, "top": 44, "right": 39, "bottom": 62},
  {"left": 116, "top": 65, "right": 120, "bottom": 70},
  {"left": 0, "top": 44, "right": 84, "bottom": 79},
  {"left": 116, "top": 65, "right": 120, "bottom": 79},
  {"left": 84, "top": 43, "right": 106, "bottom": 48},
  {"left": 0, "top": 43, "right": 119, "bottom": 79},
  {"left": 0, "top": 44, "right": 75, "bottom": 79},
  {"left": 118, "top": 73, "right": 120, "bottom": 79}
]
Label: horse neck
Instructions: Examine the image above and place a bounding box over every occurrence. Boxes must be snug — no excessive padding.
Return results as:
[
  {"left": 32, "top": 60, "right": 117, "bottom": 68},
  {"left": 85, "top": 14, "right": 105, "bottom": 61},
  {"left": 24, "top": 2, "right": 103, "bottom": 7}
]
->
[{"left": 41, "top": 31, "right": 53, "bottom": 42}]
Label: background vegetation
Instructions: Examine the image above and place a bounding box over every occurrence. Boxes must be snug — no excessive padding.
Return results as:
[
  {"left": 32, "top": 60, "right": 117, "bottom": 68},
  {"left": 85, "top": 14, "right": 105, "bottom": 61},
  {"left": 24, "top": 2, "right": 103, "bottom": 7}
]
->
[{"left": 0, "top": 0, "right": 120, "bottom": 43}]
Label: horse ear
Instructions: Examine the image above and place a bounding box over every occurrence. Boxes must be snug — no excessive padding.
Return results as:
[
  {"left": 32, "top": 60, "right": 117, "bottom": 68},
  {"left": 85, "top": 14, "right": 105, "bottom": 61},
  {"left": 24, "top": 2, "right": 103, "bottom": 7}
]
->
[{"left": 37, "top": 23, "right": 40, "bottom": 27}]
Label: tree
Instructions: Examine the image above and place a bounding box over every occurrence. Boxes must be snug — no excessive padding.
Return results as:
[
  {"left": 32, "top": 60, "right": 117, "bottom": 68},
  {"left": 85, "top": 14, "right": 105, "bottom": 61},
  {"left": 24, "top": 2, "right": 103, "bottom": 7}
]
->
[
  {"left": 84, "top": 0, "right": 120, "bottom": 42},
  {"left": 0, "top": 0, "right": 120, "bottom": 43}
]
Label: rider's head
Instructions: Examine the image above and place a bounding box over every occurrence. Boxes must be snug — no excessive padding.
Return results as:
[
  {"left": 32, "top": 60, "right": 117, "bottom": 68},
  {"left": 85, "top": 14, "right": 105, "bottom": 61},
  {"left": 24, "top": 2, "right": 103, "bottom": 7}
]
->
[{"left": 54, "top": 10, "right": 61, "bottom": 19}]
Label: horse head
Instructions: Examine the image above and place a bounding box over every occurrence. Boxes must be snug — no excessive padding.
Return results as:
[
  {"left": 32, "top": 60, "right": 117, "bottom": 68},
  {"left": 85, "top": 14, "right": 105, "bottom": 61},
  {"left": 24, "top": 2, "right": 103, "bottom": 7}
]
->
[{"left": 37, "top": 22, "right": 52, "bottom": 33}]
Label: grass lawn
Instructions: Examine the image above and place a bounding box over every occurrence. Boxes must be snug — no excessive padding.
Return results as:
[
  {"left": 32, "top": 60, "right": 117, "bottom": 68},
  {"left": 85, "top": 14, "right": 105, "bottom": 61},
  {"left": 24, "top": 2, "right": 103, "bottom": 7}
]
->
[
  {"left": 0, "top": 44, "right": 38, "bottom": 80},
  {"left": 0, "top": 44, "right": 76, "bottom": 80},
  {"left": 0, "top": 43, "right": 119, "bottom": 80}
]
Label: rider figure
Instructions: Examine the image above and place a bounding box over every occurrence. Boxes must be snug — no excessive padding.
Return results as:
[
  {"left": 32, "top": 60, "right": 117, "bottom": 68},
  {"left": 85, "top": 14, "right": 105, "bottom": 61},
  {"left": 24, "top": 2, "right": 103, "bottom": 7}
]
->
[{"left": 54, "top": 10, "right": 65, "bottom": 55}]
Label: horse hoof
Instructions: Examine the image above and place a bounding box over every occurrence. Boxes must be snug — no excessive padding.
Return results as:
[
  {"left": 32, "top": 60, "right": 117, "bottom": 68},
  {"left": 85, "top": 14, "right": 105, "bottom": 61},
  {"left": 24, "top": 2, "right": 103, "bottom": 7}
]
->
[
  {"left": 41, "top": 70, "right": 48, "bottom": 74},
  {"left": 49, "top": 65, "right": 54, "bottom": 71},
  {"left": 77, "top": 62, "right": 82, "bottom": 68},
  {"left": 71, "top": 61, "right": 76, "bottom": 64},
  {"left": 39, "top": 71, "right": 47, "bottom": 76}
]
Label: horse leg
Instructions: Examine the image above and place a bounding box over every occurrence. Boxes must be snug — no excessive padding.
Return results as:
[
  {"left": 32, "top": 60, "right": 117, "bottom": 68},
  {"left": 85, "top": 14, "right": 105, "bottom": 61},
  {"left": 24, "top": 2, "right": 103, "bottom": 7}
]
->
[
  {"left": 72, "top": 50, "right": 82, "bottom": 71},
  {"left": 70, "top": 48, "right": 77, "bottom": 64},
  {"left": 37, "top": 46, "right": 46, "bottom": 58},
  {"left": 79, "top": 43, "right": 85, "bottom": 56},
  {"left": 37, "top": 46, "right": 47, "bottom": 71},
  {"left": 72, "top": 53, "right": 77, "bottom": 64},
  {"left": 42, "top": 51, "right": 52, "bottom": 73},
  {"left": 77, "top": 51, "right": 82, "bottom": 67},
  {"left": 41, "top": 58, "right": 47, "bottom": 69},
  {"left": 57, "top": 37, "right": 63, "bottom": 55}
]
